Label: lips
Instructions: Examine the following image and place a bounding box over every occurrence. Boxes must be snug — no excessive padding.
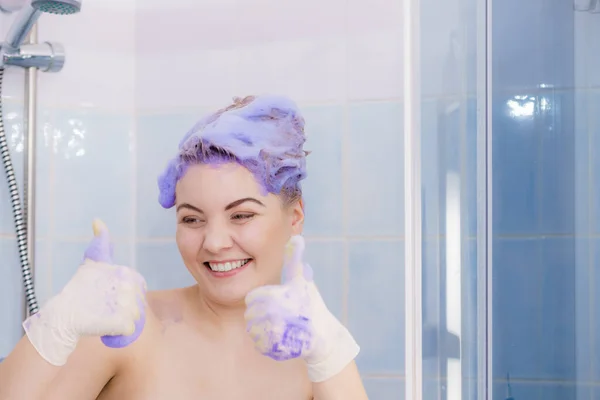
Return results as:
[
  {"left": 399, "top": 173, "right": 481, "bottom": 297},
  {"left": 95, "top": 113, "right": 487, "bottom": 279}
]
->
[{"left": 204, "top": 258, "right": 252, "bottom": 273}]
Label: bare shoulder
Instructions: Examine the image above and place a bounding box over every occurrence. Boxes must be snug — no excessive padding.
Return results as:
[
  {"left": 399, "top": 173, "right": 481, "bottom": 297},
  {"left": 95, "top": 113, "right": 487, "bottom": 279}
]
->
[
  {"left": 146, "top": 288, "right": 188, "bottom": 322},
  {"left": 46, "top": 289, "right": 178, "bottom": 399},
  {"left": 45, "top": 333, "right": 132, "bottom": 399}
]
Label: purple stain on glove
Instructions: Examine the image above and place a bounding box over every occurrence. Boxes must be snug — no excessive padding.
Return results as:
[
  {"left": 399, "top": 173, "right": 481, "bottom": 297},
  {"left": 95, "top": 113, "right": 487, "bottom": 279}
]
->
[
  {"left": 83, "top": 228, "right": 114, "bottom": 264},
  {"left": 101, "top": 306, "right": 146, "bottom": 348},
  {"left": 264, "top": 315, "right": 313, "bottom": 361},
  {"left": 83, "top": 221, "right": 145, "bottom": 349},
  {"left": 249, "top": 304, "right": 313, "bottom": 362}
]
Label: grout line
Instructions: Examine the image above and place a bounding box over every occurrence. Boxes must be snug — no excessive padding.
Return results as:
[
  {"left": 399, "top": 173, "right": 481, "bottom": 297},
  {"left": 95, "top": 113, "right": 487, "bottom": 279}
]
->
[
  {"left": 130, "top": 0, "right": 138, "bottom": 271},
  {"left": 130, "top": 103, "right": 138, "bottom": 270},
  {"left": 130, "top": 87, "right": 600, "bottom": 116},
  {"left": 48, "top": 110, "right": 56, "bottom": 297},
  {"left": 340, "top": 0, "right": 350, "bottom": 327},
  {"left": 589, "top": 87, "right": 596, "bottom": 381},
  {"left": 361, "top": 374, "right": 405, "bottom": 380},
  {"left": 2, "top": 81, "right": 600, "bottom": 115}
]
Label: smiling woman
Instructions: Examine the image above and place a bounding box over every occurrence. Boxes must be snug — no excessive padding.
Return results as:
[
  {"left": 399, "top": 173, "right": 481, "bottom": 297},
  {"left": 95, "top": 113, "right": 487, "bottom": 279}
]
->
[{"left": 0, "top": 95, "right": 368, "bottom": 400}]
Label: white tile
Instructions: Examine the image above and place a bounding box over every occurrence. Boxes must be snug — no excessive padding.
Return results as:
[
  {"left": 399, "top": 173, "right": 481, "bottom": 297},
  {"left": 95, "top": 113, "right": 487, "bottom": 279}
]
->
[
  {"left": 36, "top": 1, "right": 135, "bottom": 111},
  {"left": 236, "top": 37, "right": 346, "bottom": 105},
  {"left": 346, "top": 0, "right": 403, "bottom": 100},
  {"left": 135, "top": 49, "right": 238, "bottom": 112}
]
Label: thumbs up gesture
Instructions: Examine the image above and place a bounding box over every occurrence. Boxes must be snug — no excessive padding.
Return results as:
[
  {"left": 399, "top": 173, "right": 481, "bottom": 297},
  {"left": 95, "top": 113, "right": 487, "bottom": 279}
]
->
[
  {"left": 23, "top": 220, "right": 147, "bottom": 366},
  {"left": 244, "top": 235, "right": 360, "bottom": 383}
]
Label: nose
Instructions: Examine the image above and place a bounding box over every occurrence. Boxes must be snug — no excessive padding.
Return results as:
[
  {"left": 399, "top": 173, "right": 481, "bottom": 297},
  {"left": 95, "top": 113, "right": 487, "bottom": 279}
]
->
[{"left": 202, "top": 221, "right": 234, "bottom": 254}]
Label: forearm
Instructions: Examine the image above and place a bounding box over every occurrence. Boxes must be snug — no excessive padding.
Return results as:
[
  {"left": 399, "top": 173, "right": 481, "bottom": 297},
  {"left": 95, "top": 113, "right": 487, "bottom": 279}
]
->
[
  {"left": 0, "top": 336, "right": 61, "bottom": 400},
  {"left": 312, "top": 361, "right": 369, "bottom": 400}
]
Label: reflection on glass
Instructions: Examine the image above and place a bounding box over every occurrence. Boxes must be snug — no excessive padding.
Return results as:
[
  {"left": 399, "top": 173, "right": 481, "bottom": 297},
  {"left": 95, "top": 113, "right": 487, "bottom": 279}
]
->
[
  {"left": 445, "top": 171, "right": 462, "bottom": 400},
  {"left": 506, "top": 94, "right": 553, "bottom": 120},
  {"left": 421, "top": 89, "right": 478, "bottom": 399}
]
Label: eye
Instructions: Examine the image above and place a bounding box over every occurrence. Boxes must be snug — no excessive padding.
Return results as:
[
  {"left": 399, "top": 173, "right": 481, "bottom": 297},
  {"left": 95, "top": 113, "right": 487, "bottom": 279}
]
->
[
  {"left": 232, "top": 213, "right": 255, "bottom": 221},
  {"left": 181, "top": 216, "right": 204, "bottom": 225}
]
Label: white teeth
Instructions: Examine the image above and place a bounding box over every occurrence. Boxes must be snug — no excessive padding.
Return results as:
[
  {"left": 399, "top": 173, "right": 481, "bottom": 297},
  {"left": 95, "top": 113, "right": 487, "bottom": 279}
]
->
[{"left": 208, "top": 259, "right": 249, "bottom": 272}]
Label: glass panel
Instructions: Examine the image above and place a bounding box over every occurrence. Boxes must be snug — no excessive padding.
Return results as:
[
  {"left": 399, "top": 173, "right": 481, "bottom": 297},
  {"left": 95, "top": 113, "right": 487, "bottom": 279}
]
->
[
  {"left": 490, "top": 0, "right": 596, "bottom": 399},
  {"left": 419, "top": 0, "right": 483, "bottom": 398}
]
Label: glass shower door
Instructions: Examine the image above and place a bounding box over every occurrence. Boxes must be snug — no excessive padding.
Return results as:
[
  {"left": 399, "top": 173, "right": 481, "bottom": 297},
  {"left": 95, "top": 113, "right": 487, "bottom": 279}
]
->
[
  {"left": 488, "top": 1, "right": 597, "bottom": 399},
  {"left": 413, "top": 0, "right": 484, "bottom": 397},
  {"left": 408, "top": 0, "right": 598, "bottom": 399}
]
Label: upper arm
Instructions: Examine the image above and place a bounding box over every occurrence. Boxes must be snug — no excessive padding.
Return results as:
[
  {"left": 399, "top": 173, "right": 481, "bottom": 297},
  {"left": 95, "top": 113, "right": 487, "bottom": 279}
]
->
[{"left": 44, "top": 336, "right": 123, "bottom": 400}]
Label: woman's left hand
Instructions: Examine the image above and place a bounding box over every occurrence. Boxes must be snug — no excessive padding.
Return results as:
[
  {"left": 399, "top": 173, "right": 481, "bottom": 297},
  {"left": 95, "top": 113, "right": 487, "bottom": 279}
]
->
[{"left": 244, "top": 236, "right": 360, "bottom": 383}]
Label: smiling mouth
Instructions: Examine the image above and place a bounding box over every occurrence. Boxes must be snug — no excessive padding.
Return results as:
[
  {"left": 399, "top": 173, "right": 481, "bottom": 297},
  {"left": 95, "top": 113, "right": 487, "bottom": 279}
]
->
[{"left": 204, "top": 259, "right": 252, "bottom": 273}]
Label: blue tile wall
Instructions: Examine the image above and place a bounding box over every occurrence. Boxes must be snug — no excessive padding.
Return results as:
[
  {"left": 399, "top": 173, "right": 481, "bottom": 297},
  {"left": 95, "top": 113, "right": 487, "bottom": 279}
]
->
[
  {"left": 490, "top": 0, "right": 595, "bottom": 397},
  {"left": 51, "top": 111, "right": 134, "bottom": 240},
  {"left": 348, "top": 239, "right": 404, "bottom": 375},
  {"left": 592, "top": 239, "right": 600, "bottom": 382},
  {"left": 135, "top": 112, "right": 203, "bottom": 239},
  {"left": 363, "top": 377, "right": 404, "bottom": 400},
  {"left": 135, "top": 241, "right": 194, "bottom": 290},
  {"left": 303, "top": 240, "right": 345, "bottom": 320},
  {"left": 346, "top": 102, "right": 404, "bottom": 237},
  {"left": 591, "top": 93, "right": 600, "bottom": 235},
  {"left": 0, "top": 101, "right": 32, "bottom": 236},
  {"left": 301, "top": 106, "right": 344, "bottom": 237}
]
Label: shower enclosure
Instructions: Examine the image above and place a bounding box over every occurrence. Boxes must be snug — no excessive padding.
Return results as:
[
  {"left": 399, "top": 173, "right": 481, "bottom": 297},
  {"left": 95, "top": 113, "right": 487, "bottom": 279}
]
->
[{"left": 0, "top": 0, "right": 597, "bottom": 399}]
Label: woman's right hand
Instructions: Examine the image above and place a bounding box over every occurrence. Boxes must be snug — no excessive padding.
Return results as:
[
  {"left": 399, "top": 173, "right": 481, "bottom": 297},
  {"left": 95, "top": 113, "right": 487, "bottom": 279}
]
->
[{"left": 23, "top": 221, "right": 147, "bottom": 367}]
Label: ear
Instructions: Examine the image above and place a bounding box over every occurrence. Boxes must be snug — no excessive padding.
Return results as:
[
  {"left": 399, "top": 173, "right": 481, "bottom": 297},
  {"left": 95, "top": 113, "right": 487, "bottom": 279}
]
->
[{"left": 289, "top": 199, "right": 305, "bottom": 235}]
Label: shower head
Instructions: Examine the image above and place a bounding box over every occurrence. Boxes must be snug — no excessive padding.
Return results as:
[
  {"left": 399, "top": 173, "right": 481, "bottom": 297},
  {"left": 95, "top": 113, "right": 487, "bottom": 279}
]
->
[
  {"left": 2, "top": 0, "right": 81, "bottom": 51},
  {"left": 31, "top": 0, "right": 81, "bottom": 15}
]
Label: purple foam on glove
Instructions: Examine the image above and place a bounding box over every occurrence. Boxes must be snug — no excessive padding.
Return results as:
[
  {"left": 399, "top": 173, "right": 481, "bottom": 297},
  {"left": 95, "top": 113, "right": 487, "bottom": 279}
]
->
[
  {"left": 101, "top": 299, "right": 146, "bottom": 348},
  {"left": 83, "top": 226, "right": 114, "bottom": 264},
  {"left": 84, "top": 219, "right": 145, "bottom": 349}
]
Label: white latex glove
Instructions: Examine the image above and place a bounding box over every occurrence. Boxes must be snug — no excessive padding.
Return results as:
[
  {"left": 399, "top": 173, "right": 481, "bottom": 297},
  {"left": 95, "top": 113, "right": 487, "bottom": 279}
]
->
[
  {"left": 244, "top": 235, "right": 360, "bottom": 383},
  {"left": 23, "top": 220, "right": 146, "bottom": 366}
]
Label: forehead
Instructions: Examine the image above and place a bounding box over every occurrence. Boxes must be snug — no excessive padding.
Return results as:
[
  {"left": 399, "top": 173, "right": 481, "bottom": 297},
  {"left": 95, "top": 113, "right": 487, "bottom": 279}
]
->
[{"left": 175, "top": 163, "right": 268, "bottom": 205}]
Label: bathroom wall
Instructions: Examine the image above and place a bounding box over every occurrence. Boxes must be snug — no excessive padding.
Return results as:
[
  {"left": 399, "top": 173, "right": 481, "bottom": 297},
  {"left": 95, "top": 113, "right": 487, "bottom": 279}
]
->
[
  {"left": 0, "top": 57, "right": 26, "bottom": 357},
  {"left": 0, "top": 0, "right": 136, "bottom": 356},
  {"left": 134, "top": 0, "right": 405, "bottom": 397},
  {"left": 0, "top": 2, "right": 480, "bottom": 399},
  {"left": 1, "top": 1, "right": 589, "bottom": 400},
  {"left": 0, "top": 4, "right": 408, "bottom": 397}
]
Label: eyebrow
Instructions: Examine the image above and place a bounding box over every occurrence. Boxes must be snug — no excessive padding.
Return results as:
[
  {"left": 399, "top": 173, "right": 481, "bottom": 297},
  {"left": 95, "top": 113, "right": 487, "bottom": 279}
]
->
[{"left": 176, "top": 197, "right": 265, "bottom": 213}]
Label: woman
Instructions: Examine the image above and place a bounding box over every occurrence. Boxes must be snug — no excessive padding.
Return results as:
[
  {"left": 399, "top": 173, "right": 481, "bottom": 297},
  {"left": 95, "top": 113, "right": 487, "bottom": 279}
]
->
[{"left": 0, "top": 95, "right": 368, "bottom": 399}]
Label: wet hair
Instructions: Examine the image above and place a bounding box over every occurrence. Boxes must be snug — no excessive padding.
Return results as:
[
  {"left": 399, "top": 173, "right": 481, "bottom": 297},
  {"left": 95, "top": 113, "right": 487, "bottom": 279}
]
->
[{"left": 157, "top": 95, "right": 309, "bottom": 209}]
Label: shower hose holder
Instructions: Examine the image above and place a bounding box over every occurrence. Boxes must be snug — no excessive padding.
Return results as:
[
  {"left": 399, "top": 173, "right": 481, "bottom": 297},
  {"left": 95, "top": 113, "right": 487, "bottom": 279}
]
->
[{"left": 0, "top": 41, "right": 65, "bottom": 72}]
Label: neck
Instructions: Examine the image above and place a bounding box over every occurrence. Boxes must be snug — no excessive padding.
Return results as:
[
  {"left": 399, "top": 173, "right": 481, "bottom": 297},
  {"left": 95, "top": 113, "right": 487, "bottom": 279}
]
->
[{"left": 186, "top": 285, "right": 248, "bottom": 337}]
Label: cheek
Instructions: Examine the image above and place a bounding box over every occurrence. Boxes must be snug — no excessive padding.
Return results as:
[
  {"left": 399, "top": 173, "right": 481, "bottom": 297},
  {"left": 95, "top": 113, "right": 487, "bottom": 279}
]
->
[
  {"left": 235, "top": 218, "right": 290, "bottom": 270},
  {"left": 238, "top": 217, "right": 289, "bottom": 248},
  {"left": 176, "top": 228, "right": 202, "bottom": 261}
]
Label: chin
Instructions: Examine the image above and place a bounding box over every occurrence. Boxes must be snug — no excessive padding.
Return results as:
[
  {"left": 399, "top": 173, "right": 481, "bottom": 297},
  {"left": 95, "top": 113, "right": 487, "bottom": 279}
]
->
[{"left": 201, "top": 271, "right": 261, "bottom": 302}]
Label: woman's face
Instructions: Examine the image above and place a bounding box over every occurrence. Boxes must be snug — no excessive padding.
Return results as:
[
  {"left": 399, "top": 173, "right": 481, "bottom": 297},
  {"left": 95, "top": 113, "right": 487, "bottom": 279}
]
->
[{"left": 174, "top": 162, "right": 304, "bottom": 305}]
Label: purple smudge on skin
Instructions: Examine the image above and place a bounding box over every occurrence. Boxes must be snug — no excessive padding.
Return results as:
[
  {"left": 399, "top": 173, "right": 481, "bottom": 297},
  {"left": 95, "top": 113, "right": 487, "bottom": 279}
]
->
[{"left": 157, "top": 95, "right": 308, "bottom": 209}]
